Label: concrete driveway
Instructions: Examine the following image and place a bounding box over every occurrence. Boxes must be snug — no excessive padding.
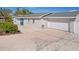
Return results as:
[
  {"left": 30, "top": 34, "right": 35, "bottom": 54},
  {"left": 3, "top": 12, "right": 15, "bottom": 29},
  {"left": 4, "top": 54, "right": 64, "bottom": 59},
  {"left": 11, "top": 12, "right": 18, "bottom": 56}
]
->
[{"left": 0, "top": 25, "right": 79, "bottom": 51}]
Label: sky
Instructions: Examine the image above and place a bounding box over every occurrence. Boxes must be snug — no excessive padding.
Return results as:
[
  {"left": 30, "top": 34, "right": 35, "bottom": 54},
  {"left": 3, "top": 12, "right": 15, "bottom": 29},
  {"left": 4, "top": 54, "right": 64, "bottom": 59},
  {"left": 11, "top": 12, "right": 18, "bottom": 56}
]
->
[{"left": 4, "top": 7, "right": 79, "bottom": 13}]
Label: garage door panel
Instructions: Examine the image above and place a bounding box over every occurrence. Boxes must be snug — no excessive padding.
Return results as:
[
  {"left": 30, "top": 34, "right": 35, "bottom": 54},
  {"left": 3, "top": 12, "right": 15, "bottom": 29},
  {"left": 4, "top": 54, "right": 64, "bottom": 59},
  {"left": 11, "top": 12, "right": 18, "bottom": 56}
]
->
[{"left": 48, "top": 22, "right": 68, "bottom": 31}]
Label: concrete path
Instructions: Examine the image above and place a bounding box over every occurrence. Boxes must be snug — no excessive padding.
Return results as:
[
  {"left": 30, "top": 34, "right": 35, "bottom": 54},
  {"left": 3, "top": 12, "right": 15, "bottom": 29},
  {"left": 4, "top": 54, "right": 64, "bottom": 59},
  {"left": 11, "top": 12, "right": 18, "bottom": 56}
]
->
[{"left": 0, "top": 25, "right": 79, "bottom": 51}]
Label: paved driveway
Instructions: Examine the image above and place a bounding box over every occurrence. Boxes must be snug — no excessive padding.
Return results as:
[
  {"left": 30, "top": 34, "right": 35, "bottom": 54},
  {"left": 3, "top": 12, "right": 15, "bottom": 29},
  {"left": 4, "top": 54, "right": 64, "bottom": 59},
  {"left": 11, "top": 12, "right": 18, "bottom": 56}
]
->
[{"left": 0, "top": 25, "right": 79, "bottom": 51}]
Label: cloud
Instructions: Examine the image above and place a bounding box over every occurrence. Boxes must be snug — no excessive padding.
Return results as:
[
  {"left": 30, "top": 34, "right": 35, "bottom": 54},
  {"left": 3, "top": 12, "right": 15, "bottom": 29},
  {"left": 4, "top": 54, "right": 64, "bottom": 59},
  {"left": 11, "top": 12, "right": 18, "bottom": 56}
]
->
[{"left": 69, "top": 10, "right": 78, "bottom": 12}]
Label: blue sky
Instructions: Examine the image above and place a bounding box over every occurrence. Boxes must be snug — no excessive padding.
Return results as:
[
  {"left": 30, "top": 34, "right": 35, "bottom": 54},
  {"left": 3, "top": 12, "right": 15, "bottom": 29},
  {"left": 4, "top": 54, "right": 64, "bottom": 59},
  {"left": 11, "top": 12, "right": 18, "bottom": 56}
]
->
[{"left": 5, "top": 7, "right": 79, "bottom": 13}]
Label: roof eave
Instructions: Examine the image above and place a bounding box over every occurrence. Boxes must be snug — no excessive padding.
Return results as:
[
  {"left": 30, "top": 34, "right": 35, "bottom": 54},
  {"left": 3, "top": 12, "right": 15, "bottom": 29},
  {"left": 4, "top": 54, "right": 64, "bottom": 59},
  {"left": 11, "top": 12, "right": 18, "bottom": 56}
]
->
[
  {"left": 44, "top": 17, "right": 76, "bottom": 18},
  {"left": 15, "top": 17, "right": 41, "bottom": 19}
]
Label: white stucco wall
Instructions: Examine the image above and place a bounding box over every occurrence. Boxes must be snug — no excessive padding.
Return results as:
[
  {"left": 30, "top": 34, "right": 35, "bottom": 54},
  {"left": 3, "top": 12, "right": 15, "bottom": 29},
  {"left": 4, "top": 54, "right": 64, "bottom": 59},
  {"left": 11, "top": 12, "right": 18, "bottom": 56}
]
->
[
  {"left": 13, "top": 18, "right": 20, "bottom": 25},
  {"left": 47, "top": 22, "right": 68, "bottom": 31},
  {"left": 73, "top": 14, "right": 79, "bottom": 35},
  {"left": 34, "top": 20, "right": 40, "bottom": 27},
  {"left": 39, "top": 19, "right": 48, "bottom": 28},
  {"left": 24, "top": 19, "right": 33, "bottom": 26},
  {"left": 74, "top": 22, "right": 79, "bottom": 35},
  {"left": 13, "top": 18, "right": 29, "bottom": 26},
  {"left": 28, "top": 19, "right": 33, "bottom": 24},
  {"left": 70, "top": 22, "right": 74, "bottom": 33},
  {"left": 24, "top": 19, "right": 28, "bottom": 25},
  {"left": 33, "top": 19, "right": 48, "bottom": 28}
]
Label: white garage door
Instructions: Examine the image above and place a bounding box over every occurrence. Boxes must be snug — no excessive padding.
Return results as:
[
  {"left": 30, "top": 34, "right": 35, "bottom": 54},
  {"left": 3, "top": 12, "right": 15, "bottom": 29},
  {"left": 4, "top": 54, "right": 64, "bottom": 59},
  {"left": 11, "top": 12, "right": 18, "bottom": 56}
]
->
[{"left": 47, "top": 22, "right": 68, "bottom": 31}]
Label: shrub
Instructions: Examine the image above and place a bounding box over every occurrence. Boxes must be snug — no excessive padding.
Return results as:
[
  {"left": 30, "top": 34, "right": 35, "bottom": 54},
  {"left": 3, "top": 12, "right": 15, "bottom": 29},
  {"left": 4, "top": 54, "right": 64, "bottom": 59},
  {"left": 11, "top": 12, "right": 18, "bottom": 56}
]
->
[
  {"left": 0, "top": 22, "right": 18, "bottom": 34},
  {"left": 0, "top": 22, "right": 5, "bottom": 30},
  {"left": 0, "top": 15, "right": 19, "bottom": 34},
  {"left": 0, "top": 28, "right": 5, "bottom": 35},
  {"left": 5, "top": 16, "right": 13, "bottom": 22},
  {"left": 4, "top": 22, "right": 18, "bottom": 34},
  {"left": 0, "top": 22, "right": 5, "bottom": 35}
]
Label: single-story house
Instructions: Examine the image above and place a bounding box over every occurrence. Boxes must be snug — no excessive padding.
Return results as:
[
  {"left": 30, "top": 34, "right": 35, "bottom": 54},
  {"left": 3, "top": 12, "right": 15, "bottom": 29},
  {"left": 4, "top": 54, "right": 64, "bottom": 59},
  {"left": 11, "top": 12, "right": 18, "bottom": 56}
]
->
[{"left": 13, "top": 11, "right": 79, "bottom": 35}]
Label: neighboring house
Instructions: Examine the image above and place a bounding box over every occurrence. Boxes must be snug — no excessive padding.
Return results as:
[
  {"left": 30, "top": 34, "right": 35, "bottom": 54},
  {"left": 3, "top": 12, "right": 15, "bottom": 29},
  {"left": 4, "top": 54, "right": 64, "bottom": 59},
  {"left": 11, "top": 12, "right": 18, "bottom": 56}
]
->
[{"left": 13, "top": 11, "right": 79, "bottom": 35}]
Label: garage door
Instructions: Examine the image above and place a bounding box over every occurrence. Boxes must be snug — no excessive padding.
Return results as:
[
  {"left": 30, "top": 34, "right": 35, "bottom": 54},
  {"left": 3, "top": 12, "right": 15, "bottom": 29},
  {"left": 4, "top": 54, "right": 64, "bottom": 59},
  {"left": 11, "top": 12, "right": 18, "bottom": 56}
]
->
[{"left": 47, "top": 22, "right": 68, "bottom": 31}]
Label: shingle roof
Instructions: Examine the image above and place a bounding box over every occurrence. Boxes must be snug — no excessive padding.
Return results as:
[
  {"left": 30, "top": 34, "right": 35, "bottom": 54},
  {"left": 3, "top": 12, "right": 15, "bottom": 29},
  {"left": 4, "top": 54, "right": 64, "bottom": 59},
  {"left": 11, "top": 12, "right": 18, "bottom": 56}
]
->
[
  {"left": 15, "top": 11, "right": 79, "bottom": 18},
  {"left": 43, "top": 12, "right": 79, "bottom": 23},
  {"left": 44, "top": 11, "right": 79, "bottom": 18},
  {"left": 15, "top": 13, "right": 45, "bottom": 18}
]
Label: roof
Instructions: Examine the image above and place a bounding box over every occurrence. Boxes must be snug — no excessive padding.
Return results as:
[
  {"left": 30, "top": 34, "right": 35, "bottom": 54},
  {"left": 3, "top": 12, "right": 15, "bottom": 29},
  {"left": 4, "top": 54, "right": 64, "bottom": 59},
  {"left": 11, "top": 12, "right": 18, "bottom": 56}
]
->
[
  {"left": 46, "top": 18, "right": 75, "bottom": 23},
  {"left": 15, "top": 13, "right": 45, "bottom": 18},
  {"left": 15, "top": 11, "right": 79, "bottom": 18},
  {"left": 43, "top": 11, "right": 79, "bottom": 18},
  {"left": 14, "top": 11, "right": 79, "bottom": 23},
  {"left": 43, "top": 12, "right": 79, "bottom": 23}
]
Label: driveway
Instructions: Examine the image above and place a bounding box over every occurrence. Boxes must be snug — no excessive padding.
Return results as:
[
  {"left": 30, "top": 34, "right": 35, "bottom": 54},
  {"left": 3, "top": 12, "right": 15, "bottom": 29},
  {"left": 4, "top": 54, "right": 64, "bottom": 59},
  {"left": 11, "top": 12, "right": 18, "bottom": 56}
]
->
[{"left": 0, "top": 25, "right": 79, "bottom": 51}]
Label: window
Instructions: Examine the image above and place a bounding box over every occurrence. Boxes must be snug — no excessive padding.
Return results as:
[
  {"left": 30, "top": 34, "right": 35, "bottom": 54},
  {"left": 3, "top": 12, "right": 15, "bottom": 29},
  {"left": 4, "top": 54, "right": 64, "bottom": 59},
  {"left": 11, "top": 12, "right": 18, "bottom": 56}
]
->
[{"left": 20, "top": 18, "right": 24, "bottom": 25}]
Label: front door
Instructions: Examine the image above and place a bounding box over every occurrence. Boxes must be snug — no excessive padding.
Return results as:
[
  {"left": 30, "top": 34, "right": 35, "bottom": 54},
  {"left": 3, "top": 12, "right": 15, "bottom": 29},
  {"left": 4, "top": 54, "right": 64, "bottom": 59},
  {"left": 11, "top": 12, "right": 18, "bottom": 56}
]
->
[{"left": 20, "top": 18, "right": 24, "bottom": 25}]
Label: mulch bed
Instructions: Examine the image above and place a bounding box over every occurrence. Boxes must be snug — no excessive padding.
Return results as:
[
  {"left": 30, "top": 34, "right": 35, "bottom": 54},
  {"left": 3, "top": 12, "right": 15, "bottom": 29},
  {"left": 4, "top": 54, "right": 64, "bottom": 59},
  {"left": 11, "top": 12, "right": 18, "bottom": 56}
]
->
[{"left": 0, "top": 31, "right": 21, "bottom": 36}]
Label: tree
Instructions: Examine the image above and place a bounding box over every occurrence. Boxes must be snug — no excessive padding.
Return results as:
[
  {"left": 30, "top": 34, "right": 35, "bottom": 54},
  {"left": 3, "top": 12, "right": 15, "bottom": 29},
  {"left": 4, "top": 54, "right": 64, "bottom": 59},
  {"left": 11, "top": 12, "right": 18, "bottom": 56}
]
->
[
  {"left": 0, "top": 8, "right": 13, "bottom": 23},
  {"left": 15, "top": 7, "right": 32, "bottom": 15},
  {"left": 0, "top": 8, "right": 12, "bottom": 17},
  {"left": 0, "top": 8, "right": 19, "bottom": 34},
  {"left": 15, "top": 7, "right": 21, "bottom": 15}
]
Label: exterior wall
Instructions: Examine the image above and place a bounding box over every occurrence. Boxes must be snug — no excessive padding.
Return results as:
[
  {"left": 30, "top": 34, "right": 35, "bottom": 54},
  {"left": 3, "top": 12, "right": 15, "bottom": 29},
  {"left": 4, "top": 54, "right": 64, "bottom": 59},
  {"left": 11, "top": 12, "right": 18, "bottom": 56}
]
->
[
  {"left": 33, "top": 20, "right": 41, "bottom": 27},
  {"left": 47, "top": 22, "right": 68, "bottom": 31},
  {"left": 32, "top": 19, "right": 48, "bottom": 28},
  {"left": 13, "top": 17, "right": 20, "bottom": 25},
  {"left": 70, "top": 22, "right": 74, "bottom": 33},
  {"left": 28, "top": 19, "right": 33, "bottom": 24},
  {"left": 13, "top": 17, "right": 48, "bottom": 28},
  {"left": 13, "top": 18, "right": 30, "bottom": 26},
  {"left": 73, "top": 14, "right": 79, "bottom": 35},
  {"left": 24, "top": 19, "right": 29, "bottom": 25},
  {"left": 40, "top": 19, "right": 48, "bottom": 28},
  {"left": 14, "top": 17, "right": 79, "bottom": 34},
  {"left": 38, "top": 19, "right": 48, "bottom": 28},
  {"left": 74, "top": 22, "right": 79, "bottom": 35},
  {"left": 23, "top": 19, "right": 33, "bottom": 26}
]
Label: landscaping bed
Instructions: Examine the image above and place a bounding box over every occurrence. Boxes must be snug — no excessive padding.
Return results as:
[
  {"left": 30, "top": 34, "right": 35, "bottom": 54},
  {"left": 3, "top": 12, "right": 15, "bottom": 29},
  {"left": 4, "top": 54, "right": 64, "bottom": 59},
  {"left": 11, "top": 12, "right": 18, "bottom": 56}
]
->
[
  {"left": 0, "top": 21, "right": 20, "bottom": 36},
  {"left": 0, "top": 30, "right": 21, "bottom": 36}
]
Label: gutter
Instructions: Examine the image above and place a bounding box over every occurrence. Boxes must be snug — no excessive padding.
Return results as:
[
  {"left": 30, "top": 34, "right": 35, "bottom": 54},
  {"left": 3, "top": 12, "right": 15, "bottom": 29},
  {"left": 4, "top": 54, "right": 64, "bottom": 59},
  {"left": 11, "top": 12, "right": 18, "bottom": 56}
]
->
[{"left": 43, "top": 17, "right": 76, "bottom": 18}]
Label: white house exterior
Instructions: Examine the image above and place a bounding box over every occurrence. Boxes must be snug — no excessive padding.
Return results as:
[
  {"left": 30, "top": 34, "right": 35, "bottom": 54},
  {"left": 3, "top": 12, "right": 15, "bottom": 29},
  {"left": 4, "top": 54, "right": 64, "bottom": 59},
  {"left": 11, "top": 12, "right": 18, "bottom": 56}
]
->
[
  {"left": 13, "top": 11, "right": 79, "bottom": 35},
  {"left": 72, "top": 14, "right": 79, "bottom": 35},
  {"left": 13, "top": 13, "right": 49, "bottom": 28}
]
